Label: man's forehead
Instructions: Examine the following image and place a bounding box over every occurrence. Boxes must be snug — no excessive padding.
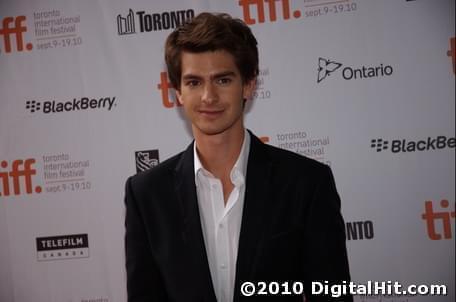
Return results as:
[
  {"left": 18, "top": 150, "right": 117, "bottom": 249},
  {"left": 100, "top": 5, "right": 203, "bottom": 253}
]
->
[{"left": 180, "top": 50, "right": 240, "bottom": 76}]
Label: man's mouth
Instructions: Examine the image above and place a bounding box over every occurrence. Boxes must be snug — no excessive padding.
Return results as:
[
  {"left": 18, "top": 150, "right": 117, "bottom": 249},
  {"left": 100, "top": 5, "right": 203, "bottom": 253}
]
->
[{"left": 198, "top": 109, "right": 224, "bottom": 117}]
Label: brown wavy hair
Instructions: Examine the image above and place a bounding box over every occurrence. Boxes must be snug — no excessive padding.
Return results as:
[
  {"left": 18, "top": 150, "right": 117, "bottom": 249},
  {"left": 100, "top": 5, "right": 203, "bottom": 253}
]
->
[{"left": 165, "top": 12, "right": 259, "bottom": 90}]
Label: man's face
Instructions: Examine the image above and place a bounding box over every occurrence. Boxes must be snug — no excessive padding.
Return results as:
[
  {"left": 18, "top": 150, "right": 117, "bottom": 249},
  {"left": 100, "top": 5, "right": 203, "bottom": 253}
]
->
[{"left": 176, "top": 50, "right": 255, "bottom": 137}]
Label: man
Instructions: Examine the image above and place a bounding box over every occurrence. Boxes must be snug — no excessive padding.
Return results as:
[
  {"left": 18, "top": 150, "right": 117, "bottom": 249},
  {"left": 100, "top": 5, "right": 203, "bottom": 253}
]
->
[{"left": 125, "top": 12, "right": 352, "bottom": 302}]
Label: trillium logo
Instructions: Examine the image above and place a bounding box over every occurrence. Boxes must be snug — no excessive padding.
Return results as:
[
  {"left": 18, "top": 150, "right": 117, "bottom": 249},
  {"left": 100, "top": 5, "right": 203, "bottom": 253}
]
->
[{"left": 317, "top": 57, "right": 342, "bottom": 83}]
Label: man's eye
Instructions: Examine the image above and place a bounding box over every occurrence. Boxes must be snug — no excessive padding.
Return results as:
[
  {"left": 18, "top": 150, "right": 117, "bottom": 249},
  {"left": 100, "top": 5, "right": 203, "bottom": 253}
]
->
[
  {"left": 186, "top": 80, "right": 200, "bottom": 87},
  {"left": 217, "top": 78, "right": 231, "bottom": 85}
]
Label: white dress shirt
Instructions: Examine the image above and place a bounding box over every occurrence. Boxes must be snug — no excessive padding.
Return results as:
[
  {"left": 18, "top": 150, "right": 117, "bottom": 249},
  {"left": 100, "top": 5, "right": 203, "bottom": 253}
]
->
[{"left": 194, "top": 130, "right": 250, "bottom": 302}]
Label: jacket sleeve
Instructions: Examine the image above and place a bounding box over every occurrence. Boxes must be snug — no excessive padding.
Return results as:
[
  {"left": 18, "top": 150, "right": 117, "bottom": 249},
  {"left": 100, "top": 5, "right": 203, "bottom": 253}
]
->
[
  {"left": 124, "top": 176, "right": 169, "bottom": 302},
  {"left": 303, "top": 165, "right": 353, "bottom": 302}
]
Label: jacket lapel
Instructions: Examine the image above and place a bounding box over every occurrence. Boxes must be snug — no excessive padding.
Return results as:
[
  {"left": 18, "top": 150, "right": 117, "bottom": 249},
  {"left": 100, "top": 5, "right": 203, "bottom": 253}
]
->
[
  {"left": 173, "top": 142, "right": 217, "bottom": 301},
  {"left": 234, "top": 132, "right": 273, "bottom": 300}
]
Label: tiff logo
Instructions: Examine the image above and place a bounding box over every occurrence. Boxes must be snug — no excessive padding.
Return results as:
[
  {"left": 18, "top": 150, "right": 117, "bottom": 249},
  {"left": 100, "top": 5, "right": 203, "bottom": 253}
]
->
[
  {"left": 422, "top": 200, "right": 455, "bottom": 240},
  {"left": 157, "top": 71, "right": 181, "bottom": 108},
  {"left": 117, "top": 9, "right": 135, "bottom": 35},
  {"left": 371, "top": 139, "right": 389, "bottom": 152},
  {"left": 0, "top": 159, "right": 42, "bottom": 197},
  {"left": 317, "top": 58, "right": 342, "bottom": 83},
  {"left": 239, "top": 0, "right": 302, "bottom": 25},
  {"left": 135, "top": 150, "right": 159, "bottom": 173},
  {"left": 447, "top": 37, "right": 455, "bottom": 75},
  {"left": 0, "top": 16, "right": 33, "bottom": 53}
]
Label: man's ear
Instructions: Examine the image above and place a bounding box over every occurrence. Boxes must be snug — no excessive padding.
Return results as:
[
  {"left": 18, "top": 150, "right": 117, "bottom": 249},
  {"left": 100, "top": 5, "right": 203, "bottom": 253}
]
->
[
  {"left": 243, "top": 77, "right": 257, "bottom": 100},
  {"left": 175, "top": 89, "right": 183, "bottom": 105}
]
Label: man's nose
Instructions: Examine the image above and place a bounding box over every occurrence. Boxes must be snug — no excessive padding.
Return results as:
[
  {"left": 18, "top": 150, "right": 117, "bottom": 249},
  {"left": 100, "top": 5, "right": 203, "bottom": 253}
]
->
[{"left": 201, "top": 83, "right": 218, "bottom": 104}]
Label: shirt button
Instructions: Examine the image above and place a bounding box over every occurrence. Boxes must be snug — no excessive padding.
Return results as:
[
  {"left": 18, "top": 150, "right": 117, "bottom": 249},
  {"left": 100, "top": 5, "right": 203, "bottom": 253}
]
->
[
  {"left": 221, "top": 263, "right": 226, "bottom": 269},
  {"left": 219, "top": 224, "right": 224, "bottom": 229}
]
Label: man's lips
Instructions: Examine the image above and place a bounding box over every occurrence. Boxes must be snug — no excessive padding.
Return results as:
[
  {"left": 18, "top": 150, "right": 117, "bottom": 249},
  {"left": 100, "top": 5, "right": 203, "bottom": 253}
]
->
[{"left": 197, "top": 109, "right": 224, "bottom": 116}]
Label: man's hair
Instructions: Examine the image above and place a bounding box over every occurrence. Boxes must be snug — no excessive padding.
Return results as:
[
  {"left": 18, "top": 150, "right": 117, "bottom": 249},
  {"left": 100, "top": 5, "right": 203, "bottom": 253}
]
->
[{"left": 165, "top": 12, "right": 259, "bottom": 90}]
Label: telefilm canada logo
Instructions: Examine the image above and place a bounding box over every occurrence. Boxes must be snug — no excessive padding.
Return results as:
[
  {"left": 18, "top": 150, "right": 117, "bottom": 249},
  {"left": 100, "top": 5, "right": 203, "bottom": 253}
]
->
[
  {"left": 25, "top": 96, "right": 117, "bottom": 114},
  {"left": 135, "top": 150, "right": 159, "bottom": 173},
  {"left": 36, "top": 233, "right": 89, "bottom": 261},
  {"left": 370, "top": 136, "right": 456, "bottom": 153},
  {"left": 117, "top": 8, "right": 194, "bottom": 35},
  {"left": 317, "top": 57, "right": 393, "bottom": 83}
]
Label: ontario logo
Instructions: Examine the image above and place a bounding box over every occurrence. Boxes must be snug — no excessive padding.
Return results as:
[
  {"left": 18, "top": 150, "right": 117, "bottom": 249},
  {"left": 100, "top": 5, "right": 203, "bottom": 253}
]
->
[
  {"left": 0, "top": 159, "right": 42, "bottom": 197},
  {"left": 317, "top": 57, "right": 393, "bottom": 83},
  {"left": 317, "top": 58, "right": 342, "bottom": 83},
  {"left": 25, "top": 96, "right": 117, "bottom": 114},
  {"left": 135, "top": 150, "right": 159, "bottom": 173},
  {"left": 370, "top": 136, "right": 456, "bottom": 153},
  {"left": 0, "top": 15, "right": 33, "bottom": 53},
  {"left": 117, "top": 8, "right": 194, "bottom": 35}
]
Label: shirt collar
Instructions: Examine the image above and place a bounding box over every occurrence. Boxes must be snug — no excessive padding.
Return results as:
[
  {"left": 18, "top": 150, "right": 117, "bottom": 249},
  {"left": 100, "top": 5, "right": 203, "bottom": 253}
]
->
[{"left": 194, "top": 129, "right": 250, "bottom": 186}]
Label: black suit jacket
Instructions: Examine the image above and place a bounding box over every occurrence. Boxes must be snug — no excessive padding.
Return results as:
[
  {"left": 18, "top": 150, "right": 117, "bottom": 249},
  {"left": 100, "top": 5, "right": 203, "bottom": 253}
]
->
[{"left": 125, "top": 132, "right": 352, "bottom": 301}]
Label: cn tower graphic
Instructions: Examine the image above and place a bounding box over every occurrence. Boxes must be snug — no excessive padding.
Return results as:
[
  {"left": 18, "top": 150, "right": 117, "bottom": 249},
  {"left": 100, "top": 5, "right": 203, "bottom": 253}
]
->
[{"left": 117, "top": 9, "right": 135, "bottom": 35}]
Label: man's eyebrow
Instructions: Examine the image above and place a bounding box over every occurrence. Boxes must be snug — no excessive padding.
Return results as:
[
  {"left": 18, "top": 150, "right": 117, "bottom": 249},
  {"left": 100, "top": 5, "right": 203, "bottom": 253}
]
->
[
  {"left": 182, "top": 73, "right": 201, "bottom": 79},
  {"left": 181, "top": 71, "right": 236, "bottom": 80},
  {"left": 211, "top": 71, "right": 236, "bottom": 79}
]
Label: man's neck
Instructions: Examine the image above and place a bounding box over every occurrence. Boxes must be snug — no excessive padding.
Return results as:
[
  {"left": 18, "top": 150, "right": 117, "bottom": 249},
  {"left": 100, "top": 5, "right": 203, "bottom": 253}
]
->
[{"left": 193, "top": 125, "right": 245, "bottom": 180}]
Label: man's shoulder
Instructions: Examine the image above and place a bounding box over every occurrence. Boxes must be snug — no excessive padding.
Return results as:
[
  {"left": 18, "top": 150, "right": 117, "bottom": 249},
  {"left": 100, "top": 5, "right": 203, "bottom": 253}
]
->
[{"left": 260, "top": 141, "right": 328, "bottom": 172}]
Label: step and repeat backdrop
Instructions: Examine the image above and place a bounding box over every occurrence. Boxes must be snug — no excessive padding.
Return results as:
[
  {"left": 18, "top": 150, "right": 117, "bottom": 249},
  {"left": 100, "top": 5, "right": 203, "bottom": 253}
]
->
[{"left": 0, "top": 0, "right": 454, "bottom": 301}]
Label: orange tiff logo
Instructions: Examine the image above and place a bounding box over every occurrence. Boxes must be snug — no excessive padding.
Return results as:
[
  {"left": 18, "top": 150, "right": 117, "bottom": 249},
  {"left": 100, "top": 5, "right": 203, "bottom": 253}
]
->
[
  {"left": 0, "top": 159, "right": 41, "bottom": 197},
  {"left": 238, "top": 0, "right": 300, "bottom": 25},
  {"left": 0, "top": 16, "right": 33, "bottom": 53},
  {"left": 422, "top": 200, "right": 455, "bottom": 240},
  {"left": 157, "top": 71, "right": 181, "bottom": 108},
  {"left": 447, "top": 37, "right": 455, "bottom": 75}
]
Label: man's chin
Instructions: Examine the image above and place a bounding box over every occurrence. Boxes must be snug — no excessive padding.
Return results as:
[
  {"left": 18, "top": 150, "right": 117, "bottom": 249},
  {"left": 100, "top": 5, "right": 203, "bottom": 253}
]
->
[{"left": 192, "top": 124, "right": 232, "bottom": 137}]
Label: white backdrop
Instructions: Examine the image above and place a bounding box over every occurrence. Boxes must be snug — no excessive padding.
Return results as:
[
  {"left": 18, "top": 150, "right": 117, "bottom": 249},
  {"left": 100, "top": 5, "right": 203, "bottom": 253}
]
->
[{"left": 0, "top": 0, "right": 454, "bottom": 301}]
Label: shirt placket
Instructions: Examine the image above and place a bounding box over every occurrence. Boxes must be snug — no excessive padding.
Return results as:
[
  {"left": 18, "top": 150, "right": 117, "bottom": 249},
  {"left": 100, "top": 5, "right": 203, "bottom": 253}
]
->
[{"left": 211, "top": 178, "right": 230, "bottom": 302}]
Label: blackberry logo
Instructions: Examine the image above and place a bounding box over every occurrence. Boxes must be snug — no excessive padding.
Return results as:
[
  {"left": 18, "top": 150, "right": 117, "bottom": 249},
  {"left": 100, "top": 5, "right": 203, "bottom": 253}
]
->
[
  {"left": 317, "top": 57, "right": 342, "bottom": 83},
  {"left": 36, "top": 234, "right": 89, "bottom": 261},
  {"left": 135, "top": 150, "right": 159, "bottom": 173},
  {"left": 26, "top": 100, "right": 41, "bottom": 113},
  {"left": 25, "top": 97, "right": 116, "bottom": 114},
  {"left": 371, "top": 136, "right": 456, "bottom": 153},
  {"left": 371, "top": 139, "right": 389, "bottom": 152}
]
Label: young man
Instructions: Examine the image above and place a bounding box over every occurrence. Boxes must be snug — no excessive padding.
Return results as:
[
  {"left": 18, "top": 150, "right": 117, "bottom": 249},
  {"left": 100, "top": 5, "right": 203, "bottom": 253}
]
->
[{"left": 125, "top": 12, "right": 352, "bottom": 302}]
